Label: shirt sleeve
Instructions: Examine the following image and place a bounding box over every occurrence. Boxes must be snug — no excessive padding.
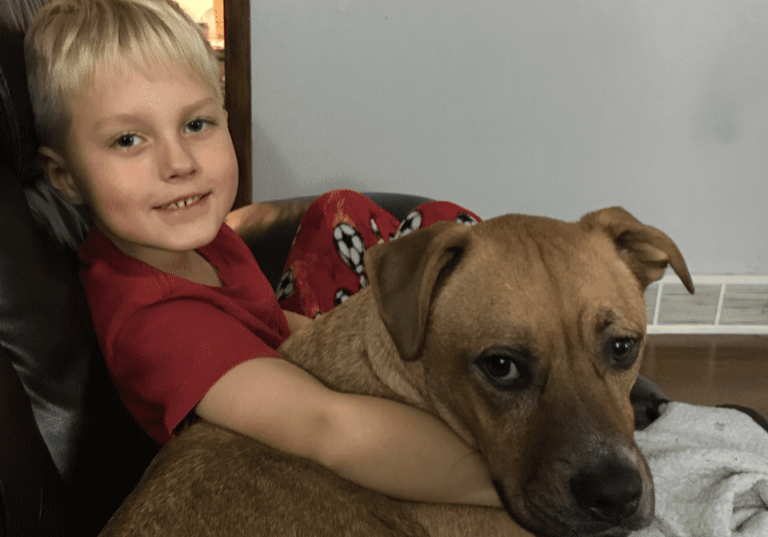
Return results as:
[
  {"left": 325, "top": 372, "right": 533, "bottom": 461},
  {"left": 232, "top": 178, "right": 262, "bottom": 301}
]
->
[{"left": 110, "top": 298, "right": 282, "bottom": 445}]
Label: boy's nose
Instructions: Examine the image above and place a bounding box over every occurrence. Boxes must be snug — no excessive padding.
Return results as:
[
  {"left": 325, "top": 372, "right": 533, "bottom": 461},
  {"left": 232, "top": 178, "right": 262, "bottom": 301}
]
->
[{"left": 161, "top": 137, "right": 198, "bottom": 181}]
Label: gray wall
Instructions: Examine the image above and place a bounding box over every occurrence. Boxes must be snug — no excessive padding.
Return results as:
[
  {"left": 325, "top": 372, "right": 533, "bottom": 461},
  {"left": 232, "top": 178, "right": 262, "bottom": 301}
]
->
[{"left": 250, "top": 0, "right": 768, "bottom": 275}]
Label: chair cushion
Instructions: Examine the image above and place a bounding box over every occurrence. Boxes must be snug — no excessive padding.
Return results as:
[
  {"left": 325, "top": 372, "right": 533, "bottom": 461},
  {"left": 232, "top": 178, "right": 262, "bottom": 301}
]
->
[{"left": 0, "top": 162, "right": 157, "bottom": 535}]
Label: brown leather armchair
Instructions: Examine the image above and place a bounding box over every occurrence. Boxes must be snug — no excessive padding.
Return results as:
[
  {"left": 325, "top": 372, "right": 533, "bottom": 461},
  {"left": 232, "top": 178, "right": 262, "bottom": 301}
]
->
[{"left": 0, "top": 1, "right": 675, "bottom": 536}]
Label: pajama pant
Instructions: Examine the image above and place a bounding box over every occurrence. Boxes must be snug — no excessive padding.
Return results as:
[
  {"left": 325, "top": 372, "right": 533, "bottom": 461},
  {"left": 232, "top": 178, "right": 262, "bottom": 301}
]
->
[{"left": 276, "top": 190, "right": 481, "bottom": 319}]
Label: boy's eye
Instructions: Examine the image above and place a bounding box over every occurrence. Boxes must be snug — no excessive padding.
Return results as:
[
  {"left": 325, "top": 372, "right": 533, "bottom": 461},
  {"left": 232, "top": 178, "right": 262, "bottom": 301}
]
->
[
  {"left": 186, "top": 118, "right": 210, "bottom": 133},
  {"left": 114, "top": 134, "right": 141, "bottom": 149}
]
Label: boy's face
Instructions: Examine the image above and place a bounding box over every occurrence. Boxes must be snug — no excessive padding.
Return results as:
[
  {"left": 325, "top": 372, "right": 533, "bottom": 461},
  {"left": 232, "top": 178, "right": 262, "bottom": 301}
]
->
[{"left": 45, "top": 62, "right": 238, "bottom": 267}]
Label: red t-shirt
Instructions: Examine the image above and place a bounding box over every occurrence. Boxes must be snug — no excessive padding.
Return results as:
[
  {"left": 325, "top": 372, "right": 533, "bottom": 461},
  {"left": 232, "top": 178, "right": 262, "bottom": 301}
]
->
[{"left": 78, "top": 224, "right": 291, "bottom": 445}]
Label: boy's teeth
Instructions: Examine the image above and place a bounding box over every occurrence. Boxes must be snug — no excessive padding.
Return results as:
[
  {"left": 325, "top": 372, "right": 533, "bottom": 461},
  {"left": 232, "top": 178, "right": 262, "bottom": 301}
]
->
[{"left": 163, "top": 195, "right": 203, "bottom": 210}]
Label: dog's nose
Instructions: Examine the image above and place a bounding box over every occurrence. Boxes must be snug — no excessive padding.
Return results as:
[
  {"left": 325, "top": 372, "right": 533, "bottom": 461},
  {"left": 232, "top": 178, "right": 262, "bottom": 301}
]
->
[{"left": 569, "top": 456, "right": 643, "bottom": 524}]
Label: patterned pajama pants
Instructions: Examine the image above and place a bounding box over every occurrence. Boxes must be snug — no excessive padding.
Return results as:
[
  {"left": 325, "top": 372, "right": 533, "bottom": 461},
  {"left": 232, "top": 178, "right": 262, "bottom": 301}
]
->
[{"left": 276, "top": 189, "right": 481, "bottom": 319}]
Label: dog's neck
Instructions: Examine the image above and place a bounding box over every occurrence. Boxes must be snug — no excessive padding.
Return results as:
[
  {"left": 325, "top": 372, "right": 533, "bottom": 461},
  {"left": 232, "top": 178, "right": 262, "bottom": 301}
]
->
[{"left": 278, "top": 288, "right": 431, "bottom": 411}]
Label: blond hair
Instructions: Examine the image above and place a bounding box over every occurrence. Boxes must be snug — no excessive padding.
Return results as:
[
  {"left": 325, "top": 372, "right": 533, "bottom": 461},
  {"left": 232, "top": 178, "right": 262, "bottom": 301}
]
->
[{"left": 24, "top": 0, "right": 221, "bottom": 152}]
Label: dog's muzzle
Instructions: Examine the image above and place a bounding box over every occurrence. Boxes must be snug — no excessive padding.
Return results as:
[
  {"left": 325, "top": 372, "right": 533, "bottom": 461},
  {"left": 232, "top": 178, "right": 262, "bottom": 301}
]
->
[
  {"left": 569, "top": 454, "right": 644, "bottom": 525},
  {"left": 492, "top": 449, "right": 654, "bottom": 537}
]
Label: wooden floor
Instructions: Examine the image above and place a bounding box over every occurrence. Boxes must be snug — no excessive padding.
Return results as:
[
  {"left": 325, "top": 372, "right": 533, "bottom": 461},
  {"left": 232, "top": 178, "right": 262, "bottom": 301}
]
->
[{"left": 641, "top": 334, "right": 768, "bottom": 419}]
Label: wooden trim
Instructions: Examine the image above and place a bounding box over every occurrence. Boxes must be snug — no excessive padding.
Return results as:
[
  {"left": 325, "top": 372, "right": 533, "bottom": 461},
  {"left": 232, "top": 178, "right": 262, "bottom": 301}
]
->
[{"left": 224, "top": 0, "right": 252, "bottom": 209}]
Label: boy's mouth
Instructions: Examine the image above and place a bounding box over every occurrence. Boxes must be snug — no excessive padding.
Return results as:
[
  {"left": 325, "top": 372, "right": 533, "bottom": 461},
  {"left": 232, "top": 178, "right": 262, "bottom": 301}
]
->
[{"left": 155, "top": 192, "right": 211, "bottom": 211}]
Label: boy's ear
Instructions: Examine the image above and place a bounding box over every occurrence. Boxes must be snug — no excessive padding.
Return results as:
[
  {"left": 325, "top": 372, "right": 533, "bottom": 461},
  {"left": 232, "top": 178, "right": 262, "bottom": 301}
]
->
[{"left": 38, "top": 146, "right": 85, "bottom": 205}]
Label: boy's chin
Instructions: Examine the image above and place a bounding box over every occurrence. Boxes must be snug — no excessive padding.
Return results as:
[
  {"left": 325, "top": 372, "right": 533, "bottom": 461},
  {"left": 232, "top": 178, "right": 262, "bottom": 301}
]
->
[{"left": 161, "top": 226, "right": 221, "bottom": 251}]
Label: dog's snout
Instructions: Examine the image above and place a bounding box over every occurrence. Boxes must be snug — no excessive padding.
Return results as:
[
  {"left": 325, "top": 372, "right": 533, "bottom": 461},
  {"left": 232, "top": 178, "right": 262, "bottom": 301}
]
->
[{"left": 569, "top": 456, "right": 643, "bottom": 524}]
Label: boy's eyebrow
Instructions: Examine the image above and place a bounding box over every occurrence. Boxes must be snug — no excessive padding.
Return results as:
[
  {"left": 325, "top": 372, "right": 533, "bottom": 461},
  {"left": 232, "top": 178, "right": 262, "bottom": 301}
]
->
[{"left": 93, "top": 97, "right": 220, "bottom": 131}]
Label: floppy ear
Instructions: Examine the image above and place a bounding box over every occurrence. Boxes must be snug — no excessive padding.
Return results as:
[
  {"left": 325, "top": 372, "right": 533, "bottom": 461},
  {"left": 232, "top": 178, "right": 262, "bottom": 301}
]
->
[
  {"left": 581, "top": 207, "right": 694, "bottom": 294},
  {"left": 364, "top": 221, "right": 472, "bottom": 361}
]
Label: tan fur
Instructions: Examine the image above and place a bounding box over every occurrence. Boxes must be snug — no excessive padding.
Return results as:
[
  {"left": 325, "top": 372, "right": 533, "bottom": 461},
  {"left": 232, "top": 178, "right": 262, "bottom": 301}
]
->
[{"left": 99, "top": 208, "right": 693, "bottom": 537}]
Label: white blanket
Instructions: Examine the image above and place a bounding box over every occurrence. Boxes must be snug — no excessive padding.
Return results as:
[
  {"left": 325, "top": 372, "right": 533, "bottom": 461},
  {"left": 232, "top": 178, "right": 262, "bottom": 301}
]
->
[{"left": 632, "top": 403, "right": 768, "bottom": 537}]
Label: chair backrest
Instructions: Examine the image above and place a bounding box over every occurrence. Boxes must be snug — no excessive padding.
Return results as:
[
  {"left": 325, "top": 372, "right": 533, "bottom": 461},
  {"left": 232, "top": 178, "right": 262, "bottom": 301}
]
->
[{"left": 0, "top": 1, "right": 157, "bottom": 535}]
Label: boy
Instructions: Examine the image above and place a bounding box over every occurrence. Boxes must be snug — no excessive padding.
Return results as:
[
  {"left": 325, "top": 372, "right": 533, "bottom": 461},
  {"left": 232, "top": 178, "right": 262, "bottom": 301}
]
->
[{"left": 25, "top": 0, "right": 501, "bottom": 508}]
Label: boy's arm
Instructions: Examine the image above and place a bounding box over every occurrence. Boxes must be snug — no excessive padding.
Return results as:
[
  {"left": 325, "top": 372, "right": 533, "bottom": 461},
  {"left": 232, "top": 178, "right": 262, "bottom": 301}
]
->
[
  {"left": 195, "top": 357, "right": 501, "bottom": 507},
  {"left": 283, "top": 310, "right": 312, "bottom": 332}
]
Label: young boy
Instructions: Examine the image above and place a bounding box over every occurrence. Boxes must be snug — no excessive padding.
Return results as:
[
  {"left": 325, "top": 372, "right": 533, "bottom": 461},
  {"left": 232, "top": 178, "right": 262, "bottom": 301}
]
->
[{"left": 25, "top": 0, "right": 501, "bottom": 508}]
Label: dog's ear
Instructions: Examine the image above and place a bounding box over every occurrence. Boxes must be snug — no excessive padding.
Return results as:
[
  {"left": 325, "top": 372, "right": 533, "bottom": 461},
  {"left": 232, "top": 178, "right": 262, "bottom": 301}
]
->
[
  {"left": 581, "top": 207, "right": 694, "bottom": 294},
  {"left": 364, "top": 221, "right": 472, "bottom": 361}
]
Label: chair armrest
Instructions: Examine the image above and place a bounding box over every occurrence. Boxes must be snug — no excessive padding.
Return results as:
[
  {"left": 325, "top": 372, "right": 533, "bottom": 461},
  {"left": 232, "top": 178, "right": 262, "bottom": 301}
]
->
[
  {"left": 226, "top": 197, "right": 316, "bottom": 289},
  {"left": 0, "top": 347, "right": 71, "bottom": 537}
]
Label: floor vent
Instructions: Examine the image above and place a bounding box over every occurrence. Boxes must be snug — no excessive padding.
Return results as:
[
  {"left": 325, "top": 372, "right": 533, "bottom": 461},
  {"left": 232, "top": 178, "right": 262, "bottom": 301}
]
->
[{"left": 645, "top": 275, "right": 768, "bottom": 335}]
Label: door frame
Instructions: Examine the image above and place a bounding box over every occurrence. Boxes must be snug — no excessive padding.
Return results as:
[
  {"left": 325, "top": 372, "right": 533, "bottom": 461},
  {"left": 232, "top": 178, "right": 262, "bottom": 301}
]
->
[{"left": 224, "top": 0, "right": 253, "bottom": 209}]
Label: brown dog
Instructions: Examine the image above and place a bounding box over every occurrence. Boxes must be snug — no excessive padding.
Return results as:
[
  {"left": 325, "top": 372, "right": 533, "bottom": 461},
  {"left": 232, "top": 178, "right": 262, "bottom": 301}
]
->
[{"left": 99, "top": 207, "right": 694, "bottom": 537}]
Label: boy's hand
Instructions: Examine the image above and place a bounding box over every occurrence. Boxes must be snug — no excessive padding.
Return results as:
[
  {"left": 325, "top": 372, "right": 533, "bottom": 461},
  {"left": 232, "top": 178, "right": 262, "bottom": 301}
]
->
[{"left": 283, "top": 310, "right": 313, "bottom": 332}]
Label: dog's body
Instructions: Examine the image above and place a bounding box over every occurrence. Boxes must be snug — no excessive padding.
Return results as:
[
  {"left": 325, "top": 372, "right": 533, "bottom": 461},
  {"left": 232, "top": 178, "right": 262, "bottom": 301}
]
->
[{"left": 99, "top": 208, "right": 694, "bottom": 537}]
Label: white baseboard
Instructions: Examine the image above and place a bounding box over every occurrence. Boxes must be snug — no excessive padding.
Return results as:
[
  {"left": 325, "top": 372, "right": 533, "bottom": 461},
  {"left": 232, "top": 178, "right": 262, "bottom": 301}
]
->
[{"left": 645, "top": 275, "right": 768, "bottom": 335}]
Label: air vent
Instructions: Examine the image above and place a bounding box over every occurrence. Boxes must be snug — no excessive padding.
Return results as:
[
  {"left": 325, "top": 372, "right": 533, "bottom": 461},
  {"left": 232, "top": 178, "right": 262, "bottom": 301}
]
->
[{"left": 645, "top": 275, "right": 768, "bottom": 334}]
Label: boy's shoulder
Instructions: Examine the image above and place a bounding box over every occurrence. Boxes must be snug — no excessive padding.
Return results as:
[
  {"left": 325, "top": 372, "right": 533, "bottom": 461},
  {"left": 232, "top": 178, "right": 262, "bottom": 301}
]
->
[{"left": 78, "top": 222, "right": 277, "bottom": 338}]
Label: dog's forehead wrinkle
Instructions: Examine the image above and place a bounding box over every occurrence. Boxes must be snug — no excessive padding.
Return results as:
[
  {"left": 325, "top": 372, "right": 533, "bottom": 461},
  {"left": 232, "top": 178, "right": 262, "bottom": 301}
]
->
[
  {"left": 481, "top": 214, "right": 578, "bottom": 275},
  {"left": 593, "top": 307, "right": 644, "bottom": 339},
  {"left": 590, "top": 356, "right": 607, "bottom": 380}
]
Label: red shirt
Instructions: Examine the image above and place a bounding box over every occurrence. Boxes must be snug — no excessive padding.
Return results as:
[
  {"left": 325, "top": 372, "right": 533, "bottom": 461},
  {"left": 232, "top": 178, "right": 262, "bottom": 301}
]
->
[{"left": 79, "top": 224, "right": 291, "bottom": 445}]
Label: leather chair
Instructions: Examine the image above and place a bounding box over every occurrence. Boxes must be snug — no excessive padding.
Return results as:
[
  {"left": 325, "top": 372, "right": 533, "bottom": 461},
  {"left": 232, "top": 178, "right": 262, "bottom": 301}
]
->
[{"left": 0, "top": 1, "right": 676, "bottom": 535}]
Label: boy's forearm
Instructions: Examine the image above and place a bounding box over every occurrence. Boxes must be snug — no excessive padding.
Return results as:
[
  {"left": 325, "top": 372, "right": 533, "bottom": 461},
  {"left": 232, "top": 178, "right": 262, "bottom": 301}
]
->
[
  {"left": 197, "top": 357, "right": 501, "bottom": 508},
  {"left": 321, "top": 393, "right": 502, "bottom": 508}
]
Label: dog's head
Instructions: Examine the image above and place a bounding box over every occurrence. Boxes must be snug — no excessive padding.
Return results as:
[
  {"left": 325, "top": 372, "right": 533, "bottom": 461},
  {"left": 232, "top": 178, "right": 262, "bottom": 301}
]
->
[{"left": 364, "top": 207, "right": 694, "bottom": 537}]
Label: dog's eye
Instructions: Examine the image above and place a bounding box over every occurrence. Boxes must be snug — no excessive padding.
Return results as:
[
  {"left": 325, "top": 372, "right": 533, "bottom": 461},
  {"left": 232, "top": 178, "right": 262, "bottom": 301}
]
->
[
  {"left": 475, "top": 352, "right": 526, "bottom": 390},
  {"left": 606, "top": 337, "right": 640, "bottom": 369},
  {"left": 486, "top": 356, "right": 516, "bottom": 378}
]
